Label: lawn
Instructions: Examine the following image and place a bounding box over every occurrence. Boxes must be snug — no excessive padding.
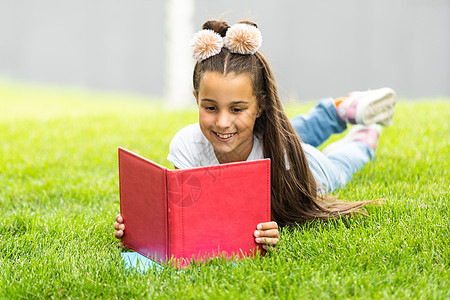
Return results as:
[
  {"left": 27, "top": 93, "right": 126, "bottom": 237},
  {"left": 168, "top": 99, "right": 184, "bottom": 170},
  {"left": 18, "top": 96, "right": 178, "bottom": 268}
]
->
[{"left": 0, "top": 80, "right": 449, "bottom": 299}]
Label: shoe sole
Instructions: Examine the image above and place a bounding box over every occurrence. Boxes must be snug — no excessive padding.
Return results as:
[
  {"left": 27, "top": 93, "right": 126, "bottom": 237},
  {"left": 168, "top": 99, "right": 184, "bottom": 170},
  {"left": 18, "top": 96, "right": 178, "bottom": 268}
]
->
[
  {"left": 355, "top": 88, "right": 396, "bottom": 126},
  {"left": 322, "top": 124, "right": 381, "bottom": 155}
]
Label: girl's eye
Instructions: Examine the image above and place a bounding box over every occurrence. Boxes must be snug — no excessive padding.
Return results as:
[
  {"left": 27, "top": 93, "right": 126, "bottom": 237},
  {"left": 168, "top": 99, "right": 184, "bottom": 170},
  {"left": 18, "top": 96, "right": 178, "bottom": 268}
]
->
[
  {"left": 205, "top": 106, "right": 216, "bottom": 111},
  {"left": 231, "top": 107, "right": 244, "bottom": 113}
]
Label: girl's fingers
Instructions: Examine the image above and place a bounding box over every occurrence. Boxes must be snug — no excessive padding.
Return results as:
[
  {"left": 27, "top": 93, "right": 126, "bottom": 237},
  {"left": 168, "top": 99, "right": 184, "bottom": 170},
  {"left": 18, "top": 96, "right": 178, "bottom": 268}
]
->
[
  {"left": 254, "top": 222, "right": 279, "bottom": 246},
  {"left": 256, "top": 221, "right": 278, "bottom": 230},
  {"left": 254, "top": 229, "right": 279, "bottom": 238},
  {"left": 255, "top": 237, "right": 279, "bottom": 246},
  {"left": 115, "top": 214, "right": 123, "bottom": 223},
  {"left": 114, "top": 222, "right": 125, "bottom": 231},
  {"left": 114, "top": 214, "right": 124, "bottom": 240},
  {"left": 114, "top": 229, "right": 124, "bottom": 239}
]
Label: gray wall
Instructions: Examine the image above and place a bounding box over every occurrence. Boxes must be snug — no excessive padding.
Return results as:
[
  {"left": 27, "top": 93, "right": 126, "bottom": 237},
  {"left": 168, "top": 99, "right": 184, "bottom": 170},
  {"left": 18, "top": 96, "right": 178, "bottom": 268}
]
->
[{"left": 1, "top": 0, "right": 449, "bottom": 100}]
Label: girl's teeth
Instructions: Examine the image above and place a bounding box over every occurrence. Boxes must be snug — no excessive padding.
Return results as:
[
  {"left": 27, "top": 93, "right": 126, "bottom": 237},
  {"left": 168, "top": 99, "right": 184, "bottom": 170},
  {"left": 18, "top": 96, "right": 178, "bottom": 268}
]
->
[{"left": 217, "top": 133, "right": 234, "bottom": 138}]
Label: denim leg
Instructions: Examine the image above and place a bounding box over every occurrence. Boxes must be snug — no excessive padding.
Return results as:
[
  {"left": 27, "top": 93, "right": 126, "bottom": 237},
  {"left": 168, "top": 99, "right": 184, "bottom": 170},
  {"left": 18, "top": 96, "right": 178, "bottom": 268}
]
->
[
  {"left": 291, "top": 97, "right": 374, "bottom": 192},
  {"left": 290, "top": 97, "right": 347, "bottom": 147},
  {"left": 303, "top": 141, "right": 375, "bottom": 193}
]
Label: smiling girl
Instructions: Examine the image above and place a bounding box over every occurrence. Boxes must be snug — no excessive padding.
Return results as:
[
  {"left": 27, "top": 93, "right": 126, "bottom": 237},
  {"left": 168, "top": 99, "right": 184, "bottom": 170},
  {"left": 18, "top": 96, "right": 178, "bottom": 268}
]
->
[{"left": 114, "top": 20, "right": 396, "bottom": 251}]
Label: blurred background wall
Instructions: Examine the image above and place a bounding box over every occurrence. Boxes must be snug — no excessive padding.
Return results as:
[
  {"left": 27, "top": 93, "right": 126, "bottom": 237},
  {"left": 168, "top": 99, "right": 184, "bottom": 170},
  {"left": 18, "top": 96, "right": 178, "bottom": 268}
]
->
[{"left": 0, "top": 0, "right": 449, "bottom": 103}]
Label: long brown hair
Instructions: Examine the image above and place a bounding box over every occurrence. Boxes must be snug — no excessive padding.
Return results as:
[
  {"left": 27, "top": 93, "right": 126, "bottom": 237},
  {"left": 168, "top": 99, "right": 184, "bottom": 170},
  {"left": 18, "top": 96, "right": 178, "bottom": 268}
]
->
[{"left": 193, "top": 20, "right": 374, "bottom": 227}]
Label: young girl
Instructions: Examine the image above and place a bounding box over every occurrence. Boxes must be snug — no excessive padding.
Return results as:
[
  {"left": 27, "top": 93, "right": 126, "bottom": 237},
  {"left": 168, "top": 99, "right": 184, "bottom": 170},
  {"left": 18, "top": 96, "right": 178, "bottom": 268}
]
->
[{"left": 114, "top": 20, "right": 396, "bottom": 251}]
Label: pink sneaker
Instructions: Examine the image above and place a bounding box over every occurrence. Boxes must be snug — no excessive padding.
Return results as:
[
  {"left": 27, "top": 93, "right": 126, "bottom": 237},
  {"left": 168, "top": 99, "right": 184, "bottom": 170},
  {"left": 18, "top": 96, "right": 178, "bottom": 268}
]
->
[
  {"left": 337, "top": 87, "right": 396, "bottom": 126},
  {"left": 322, "top": 124, "right": 382, "bottom": 154}
]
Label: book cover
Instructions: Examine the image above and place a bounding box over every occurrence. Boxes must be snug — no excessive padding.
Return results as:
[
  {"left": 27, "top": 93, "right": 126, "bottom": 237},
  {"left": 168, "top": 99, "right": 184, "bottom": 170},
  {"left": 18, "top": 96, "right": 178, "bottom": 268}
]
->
[{"left": 118, "top": 147, "right": 271, "bottom": 267}]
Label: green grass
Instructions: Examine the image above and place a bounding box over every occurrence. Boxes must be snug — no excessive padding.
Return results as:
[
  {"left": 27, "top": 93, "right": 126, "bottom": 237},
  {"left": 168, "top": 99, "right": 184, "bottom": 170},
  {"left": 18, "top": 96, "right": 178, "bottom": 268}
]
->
[{"left": 0, "top": 80, "right": 449, "bottom": 299}]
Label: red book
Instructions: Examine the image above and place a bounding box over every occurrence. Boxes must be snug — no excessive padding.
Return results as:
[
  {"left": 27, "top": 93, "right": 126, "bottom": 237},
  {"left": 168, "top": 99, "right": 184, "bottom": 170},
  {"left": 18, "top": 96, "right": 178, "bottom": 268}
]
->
[{"left": 118, "top": 147, "right": 271, "bottom": 267}]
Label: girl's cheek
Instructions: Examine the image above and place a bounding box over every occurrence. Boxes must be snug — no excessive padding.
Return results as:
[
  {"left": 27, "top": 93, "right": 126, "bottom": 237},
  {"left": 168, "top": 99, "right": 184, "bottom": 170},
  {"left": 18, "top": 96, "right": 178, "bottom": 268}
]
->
[{"left": 199, "top": 112, "right": 215, "bottom": 127}]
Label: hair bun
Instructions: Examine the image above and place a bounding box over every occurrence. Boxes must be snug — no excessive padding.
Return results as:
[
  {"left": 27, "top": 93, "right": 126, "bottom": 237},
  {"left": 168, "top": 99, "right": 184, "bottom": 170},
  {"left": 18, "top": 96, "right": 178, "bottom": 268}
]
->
[
  {"left": 202, "top": 20, "right": 230, "bottom": 37},
  {"left": 238, "top": 20, "right": 258, "bottom": 28},
  {"left": 224, "top": 23, "right": 262, "bottom": 55}
]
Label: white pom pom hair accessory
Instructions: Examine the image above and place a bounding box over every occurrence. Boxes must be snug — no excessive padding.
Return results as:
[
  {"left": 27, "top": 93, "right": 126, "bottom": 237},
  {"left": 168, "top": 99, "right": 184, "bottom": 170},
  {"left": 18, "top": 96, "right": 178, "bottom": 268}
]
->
[
  {"left": 191, "top": 23, "right": 263, "bottom": 61},
  {"left": 190, "top": 29, "right": 224, "bottom": 61},
  {"left": 224, "top": 23, "right": 262, "bottom": 55}
]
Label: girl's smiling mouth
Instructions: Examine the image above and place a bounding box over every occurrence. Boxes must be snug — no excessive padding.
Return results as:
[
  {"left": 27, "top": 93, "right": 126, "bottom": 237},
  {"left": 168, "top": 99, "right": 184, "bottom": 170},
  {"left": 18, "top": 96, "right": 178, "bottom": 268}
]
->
[{"left": 213, "top": 131, "right": 237, "bottom": 141}]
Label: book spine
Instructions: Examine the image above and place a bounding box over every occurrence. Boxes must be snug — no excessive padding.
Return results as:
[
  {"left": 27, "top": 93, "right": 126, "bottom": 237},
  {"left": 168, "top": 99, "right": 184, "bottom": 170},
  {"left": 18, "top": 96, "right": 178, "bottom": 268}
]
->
[
  {"left": 163, "top": 168, "right": 169, "bottom": 262},
  {"left": 167, "top": 171, "right": 184, "bottom": 261}
]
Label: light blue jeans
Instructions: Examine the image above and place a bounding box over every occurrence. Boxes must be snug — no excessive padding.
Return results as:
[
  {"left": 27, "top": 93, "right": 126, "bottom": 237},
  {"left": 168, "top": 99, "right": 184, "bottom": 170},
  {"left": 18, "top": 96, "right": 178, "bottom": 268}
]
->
[{"left": 290, "top": 97, "right": 375, "bottom": 193}]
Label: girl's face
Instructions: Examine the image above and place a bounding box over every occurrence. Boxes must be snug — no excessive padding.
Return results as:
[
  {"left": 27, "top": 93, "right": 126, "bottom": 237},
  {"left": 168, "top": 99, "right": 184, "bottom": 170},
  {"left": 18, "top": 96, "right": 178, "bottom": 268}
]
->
[{"left": 195, "top": 71, "right": 261, "bottom": 164}]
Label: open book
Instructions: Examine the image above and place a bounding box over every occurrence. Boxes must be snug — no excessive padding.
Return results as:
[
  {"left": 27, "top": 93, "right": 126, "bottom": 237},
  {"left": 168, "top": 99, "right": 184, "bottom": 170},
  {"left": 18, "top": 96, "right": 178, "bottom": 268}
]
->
[{"left": 118, "top": 147, "right": 271, "bottom": 267}]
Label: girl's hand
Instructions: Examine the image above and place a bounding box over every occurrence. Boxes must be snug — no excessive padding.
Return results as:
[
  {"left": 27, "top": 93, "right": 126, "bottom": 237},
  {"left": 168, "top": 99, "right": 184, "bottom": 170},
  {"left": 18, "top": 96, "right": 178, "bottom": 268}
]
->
[
  {"left": 114, "top": 214, "right": 125, "bottom": 239},
  {"left": 254, "top": 221, "right": 279, "bottom": 250}
]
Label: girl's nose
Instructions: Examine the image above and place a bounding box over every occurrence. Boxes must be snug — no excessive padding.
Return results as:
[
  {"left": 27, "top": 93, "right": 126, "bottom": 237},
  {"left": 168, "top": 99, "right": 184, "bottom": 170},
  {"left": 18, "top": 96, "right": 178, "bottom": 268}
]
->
[{"left": 216, "top": 111, "right": 232, "bottom": 129}]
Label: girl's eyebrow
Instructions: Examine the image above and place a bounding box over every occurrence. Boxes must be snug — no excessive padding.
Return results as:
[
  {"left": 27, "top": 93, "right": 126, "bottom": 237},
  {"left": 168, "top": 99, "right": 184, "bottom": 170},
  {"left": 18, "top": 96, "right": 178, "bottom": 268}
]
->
[
  {"left": 200, "top": 98, "right": 217, "bottom": 103},
  {"left": 201, "top": 98, "right": 250, "bottom": 105}
]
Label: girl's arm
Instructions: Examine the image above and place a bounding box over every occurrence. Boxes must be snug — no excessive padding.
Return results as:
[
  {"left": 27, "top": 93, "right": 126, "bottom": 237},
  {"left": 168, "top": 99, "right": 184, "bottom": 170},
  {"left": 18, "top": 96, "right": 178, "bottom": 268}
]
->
[{"left": 254, "top": 221, "right": 279, "bottom": 250}]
